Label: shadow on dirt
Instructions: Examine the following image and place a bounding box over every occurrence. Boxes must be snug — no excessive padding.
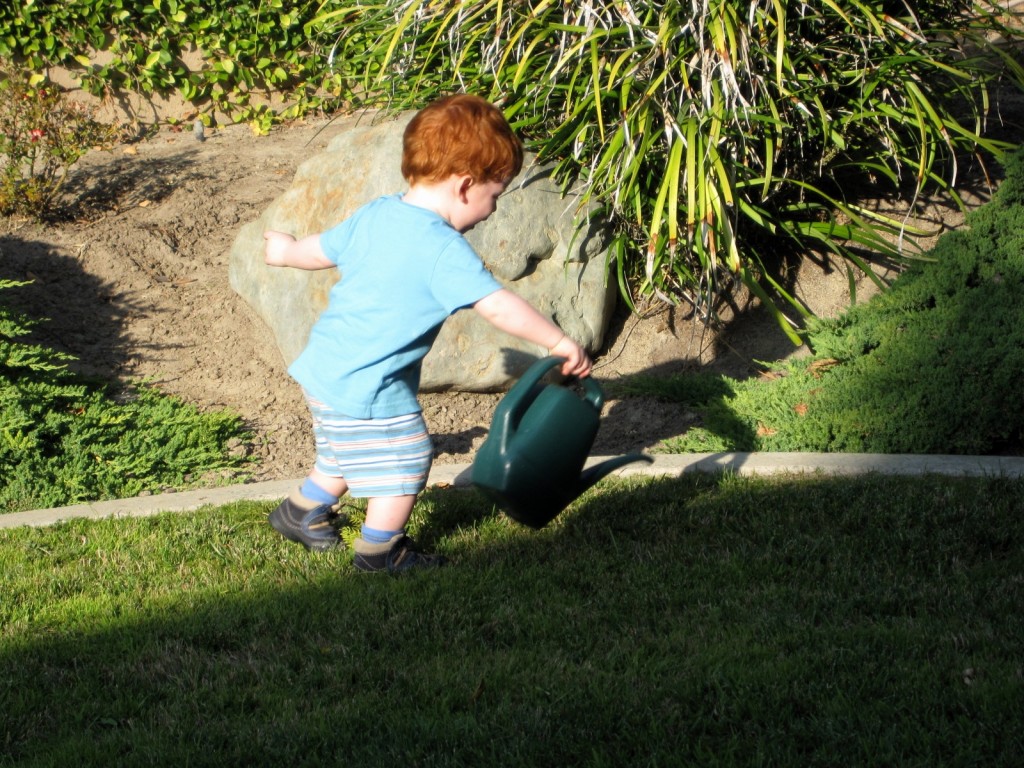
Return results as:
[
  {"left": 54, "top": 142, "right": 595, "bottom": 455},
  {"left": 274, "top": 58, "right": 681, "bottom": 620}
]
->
[
  {"left": 61, "top": 147, "right": 213, "bottom": 218},
  {"left": 0, "top": 236, "right": 137, "bottom": 384},
  {"left": 0, "top": 153, "right": 215, "bottom": 387}
]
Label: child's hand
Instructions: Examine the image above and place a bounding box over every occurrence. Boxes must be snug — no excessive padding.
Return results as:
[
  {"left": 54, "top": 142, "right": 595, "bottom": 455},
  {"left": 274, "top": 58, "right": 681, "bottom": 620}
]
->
[
  {"left": 263, "top": 230, "right": 296, "bottom": 267},
  {"left": 550, "top": 335, "right": 592, "bottom": 378}
]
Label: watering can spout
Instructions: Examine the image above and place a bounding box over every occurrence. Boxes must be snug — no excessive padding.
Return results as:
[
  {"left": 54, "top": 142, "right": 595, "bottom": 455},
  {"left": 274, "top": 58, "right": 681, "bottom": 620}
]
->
[
  {"left": 472, "top": 356, "right": 654, "bottom": 529},
  {"left": 576, "top": 453, "right": 654, "bottom": 494}
]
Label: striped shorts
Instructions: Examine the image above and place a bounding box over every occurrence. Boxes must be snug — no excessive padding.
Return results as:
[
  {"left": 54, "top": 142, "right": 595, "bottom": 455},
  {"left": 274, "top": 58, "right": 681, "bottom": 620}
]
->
[{"left": 306, "top": 395, "right": 433, "bottom": 498}]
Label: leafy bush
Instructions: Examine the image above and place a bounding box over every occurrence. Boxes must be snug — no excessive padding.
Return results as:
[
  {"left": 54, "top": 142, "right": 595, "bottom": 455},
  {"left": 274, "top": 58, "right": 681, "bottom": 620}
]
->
[
  {"left": 0, "top": 0, "right": 344, "bottom": 133},
  {"left": 1, "top": 280, "right": 251, "bottom": 513},
  {"left": 644, "top": 147, "right": 1024, "bottom": 456},
  {"left": 0, "top": 60, "right": 118, "bottom": 217}
]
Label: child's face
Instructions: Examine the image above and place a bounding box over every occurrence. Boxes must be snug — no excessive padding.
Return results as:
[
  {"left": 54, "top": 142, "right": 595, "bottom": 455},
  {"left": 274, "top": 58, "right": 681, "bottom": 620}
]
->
[{"left": 454, "top": 178, "right": 508, "bottom": 233}]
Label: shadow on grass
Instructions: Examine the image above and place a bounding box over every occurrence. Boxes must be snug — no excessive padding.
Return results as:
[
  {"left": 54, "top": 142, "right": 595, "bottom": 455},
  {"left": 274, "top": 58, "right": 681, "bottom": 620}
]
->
[{"left": 3, "top": 472, "right": 1023, "bottom": 766}]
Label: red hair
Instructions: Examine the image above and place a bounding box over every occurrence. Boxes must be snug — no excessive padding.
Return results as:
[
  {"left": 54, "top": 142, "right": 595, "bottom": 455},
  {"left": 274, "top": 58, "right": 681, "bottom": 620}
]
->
[{"left": 401, "top": 94, "right": 523, "bottom": 185}]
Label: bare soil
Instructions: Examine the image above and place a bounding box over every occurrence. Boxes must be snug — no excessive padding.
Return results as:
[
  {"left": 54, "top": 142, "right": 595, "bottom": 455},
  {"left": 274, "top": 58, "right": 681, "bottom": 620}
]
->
[{"left": 0, "top": 113, "right": 998, "bottom": 484}]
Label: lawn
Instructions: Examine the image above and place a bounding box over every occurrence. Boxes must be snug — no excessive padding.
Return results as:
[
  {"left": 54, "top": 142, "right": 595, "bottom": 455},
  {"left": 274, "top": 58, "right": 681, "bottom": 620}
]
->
[{"left": 2, "top": 472, "right": 1022, "bottom": 766}]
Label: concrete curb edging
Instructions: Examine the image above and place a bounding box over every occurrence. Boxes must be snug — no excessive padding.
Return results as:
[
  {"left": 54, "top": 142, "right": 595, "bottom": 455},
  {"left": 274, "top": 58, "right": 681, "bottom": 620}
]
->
[{"left": 4, "top": 452, "right": 1024, "bottom": 530}]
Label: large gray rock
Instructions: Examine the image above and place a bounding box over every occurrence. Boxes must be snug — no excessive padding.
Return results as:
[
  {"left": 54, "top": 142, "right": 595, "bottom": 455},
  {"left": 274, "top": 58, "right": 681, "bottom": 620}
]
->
[{"left": 229, "top": 111, "right": 615, "bottom": 391}]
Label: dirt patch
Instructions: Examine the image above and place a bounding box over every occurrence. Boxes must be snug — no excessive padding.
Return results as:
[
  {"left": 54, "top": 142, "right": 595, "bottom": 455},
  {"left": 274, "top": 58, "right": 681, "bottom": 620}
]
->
[{"left": 0, "top": 113, "right": 995, "bottom": 483}]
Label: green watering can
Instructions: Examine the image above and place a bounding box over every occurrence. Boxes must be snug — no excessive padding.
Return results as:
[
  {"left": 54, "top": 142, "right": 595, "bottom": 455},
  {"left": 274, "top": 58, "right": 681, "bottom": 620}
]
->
[{"left": 472, "top": 356, "right": 653, "bottom": 528}]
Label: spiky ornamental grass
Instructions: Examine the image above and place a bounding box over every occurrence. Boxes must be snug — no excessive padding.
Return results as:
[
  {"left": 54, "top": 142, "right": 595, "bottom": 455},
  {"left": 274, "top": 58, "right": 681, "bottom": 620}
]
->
[{"left": 312, "top": 0, "right": 1023, "bottom": 338}]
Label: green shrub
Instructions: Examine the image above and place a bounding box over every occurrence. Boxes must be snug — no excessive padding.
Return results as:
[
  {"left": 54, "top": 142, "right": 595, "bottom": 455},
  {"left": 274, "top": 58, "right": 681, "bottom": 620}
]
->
[
  {"left": 0, "top": 0, "right": 343, "bottom": 132},
  {"left": 1, "top": 280, "right": 251, "bottom": 513},
  {"left": 653, "top": 147, "right": 1024, "bottom": 456}
]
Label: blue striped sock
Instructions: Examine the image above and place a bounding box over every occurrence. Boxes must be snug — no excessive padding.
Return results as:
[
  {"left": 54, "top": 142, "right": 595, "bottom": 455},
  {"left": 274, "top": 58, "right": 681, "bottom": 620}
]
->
[
  {"left": 300, "top": 477, "right": 338, "bottom": 506},
  {"left": 360, "top": 525, "right": 403, "bottom": 544}
]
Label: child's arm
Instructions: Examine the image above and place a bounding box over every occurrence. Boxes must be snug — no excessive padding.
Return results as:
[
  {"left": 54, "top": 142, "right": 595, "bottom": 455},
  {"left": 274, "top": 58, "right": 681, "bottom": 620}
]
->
[
  {"left": 473, "top": 288, "right": 592, "bottom": 377},
  {"left": 263, "top": 230, "right": 334, "bottom": 270}
]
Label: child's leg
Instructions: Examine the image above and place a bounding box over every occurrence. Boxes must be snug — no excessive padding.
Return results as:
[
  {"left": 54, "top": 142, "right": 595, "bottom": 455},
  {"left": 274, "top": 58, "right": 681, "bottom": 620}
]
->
[
  {"left": 295, "top": 393, "right": 354, "bottom": 508},
  {"left": 332, "top": 412, "right": 432, "bottom": 543},
  {"left": 353, "top": 495, "right": 446, "bottom": 572},
  {"left": 268, "top": 394, "right": 352, "bottom": 551},
  {"left": 362, "top": 494, "right": 416, "bottom": 533},
  {"left": 353, "top": 493, "right": 446, "bottom": 574},
  {"left": 281, "top": 399, "right": 441, "bottom": 571},
  {"left": 268, "top": 474, "right": 346, "bottom": 552},
  {"left": 308, "top": 468, "right": 349, "bottom": 500}
]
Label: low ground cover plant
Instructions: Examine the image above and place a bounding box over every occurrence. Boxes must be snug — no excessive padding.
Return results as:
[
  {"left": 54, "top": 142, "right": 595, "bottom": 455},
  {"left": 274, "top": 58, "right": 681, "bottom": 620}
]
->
[
  {"left": 0, "top": 280, "right": 251, "bottom": 513},
  {"left": 2, "top": 473, "right": 1021, "bottom": 764},
  {"left": 622, "top": 147, "right": 1024, "bottom": 456}
]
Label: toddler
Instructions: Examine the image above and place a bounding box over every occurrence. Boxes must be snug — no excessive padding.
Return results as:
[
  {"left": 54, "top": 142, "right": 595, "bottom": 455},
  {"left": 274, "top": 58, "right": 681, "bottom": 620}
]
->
[{"left": 263, "top": 94, "right": 591, "bottom": 573}]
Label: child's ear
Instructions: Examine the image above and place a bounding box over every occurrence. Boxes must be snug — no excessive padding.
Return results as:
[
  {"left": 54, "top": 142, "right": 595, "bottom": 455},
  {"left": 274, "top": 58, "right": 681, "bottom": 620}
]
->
[{"left": 456, "top": 175, "right": 474, "bottom": 202}]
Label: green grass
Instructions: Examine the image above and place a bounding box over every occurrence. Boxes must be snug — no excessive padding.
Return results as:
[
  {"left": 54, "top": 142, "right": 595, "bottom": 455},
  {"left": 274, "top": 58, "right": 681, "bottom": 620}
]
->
[{"left": 2, "top": 473, "right": 1022, "bottom": 766}]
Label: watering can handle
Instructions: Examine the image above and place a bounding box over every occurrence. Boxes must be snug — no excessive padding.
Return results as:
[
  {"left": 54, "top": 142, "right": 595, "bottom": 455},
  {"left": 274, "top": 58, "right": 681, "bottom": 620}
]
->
[
  {"left": 529, "top": 357, "right": 604, "bottom": 410},
  {"left": 495, "top": 356, "right": 605, "bottom": 454},
  {"left": 501, "top": 356, "right": 598, "bottom": 428},
  {"left": 496, "top": 356, "right": 565, "bottom": 455},
  {"left": 514, "top": 356, "right": 605, "bottom": 412},
  {"left": 580, "top": 374, "right": 605, "bottom": 411}
]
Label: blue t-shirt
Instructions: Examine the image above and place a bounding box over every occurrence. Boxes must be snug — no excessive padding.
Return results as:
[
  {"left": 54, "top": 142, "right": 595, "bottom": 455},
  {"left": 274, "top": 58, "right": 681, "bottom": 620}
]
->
[{"left": 287, "top": 194, "right": 503, "bottom": 418}]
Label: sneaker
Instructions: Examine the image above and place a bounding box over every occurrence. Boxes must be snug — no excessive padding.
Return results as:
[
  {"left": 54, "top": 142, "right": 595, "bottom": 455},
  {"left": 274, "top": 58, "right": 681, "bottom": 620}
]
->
[
  {"left": 353, "top": 533, "right": 447, "bottom": 573},
  {"left": 268, "top": 497, "right": 343, "bottom": 552}
]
